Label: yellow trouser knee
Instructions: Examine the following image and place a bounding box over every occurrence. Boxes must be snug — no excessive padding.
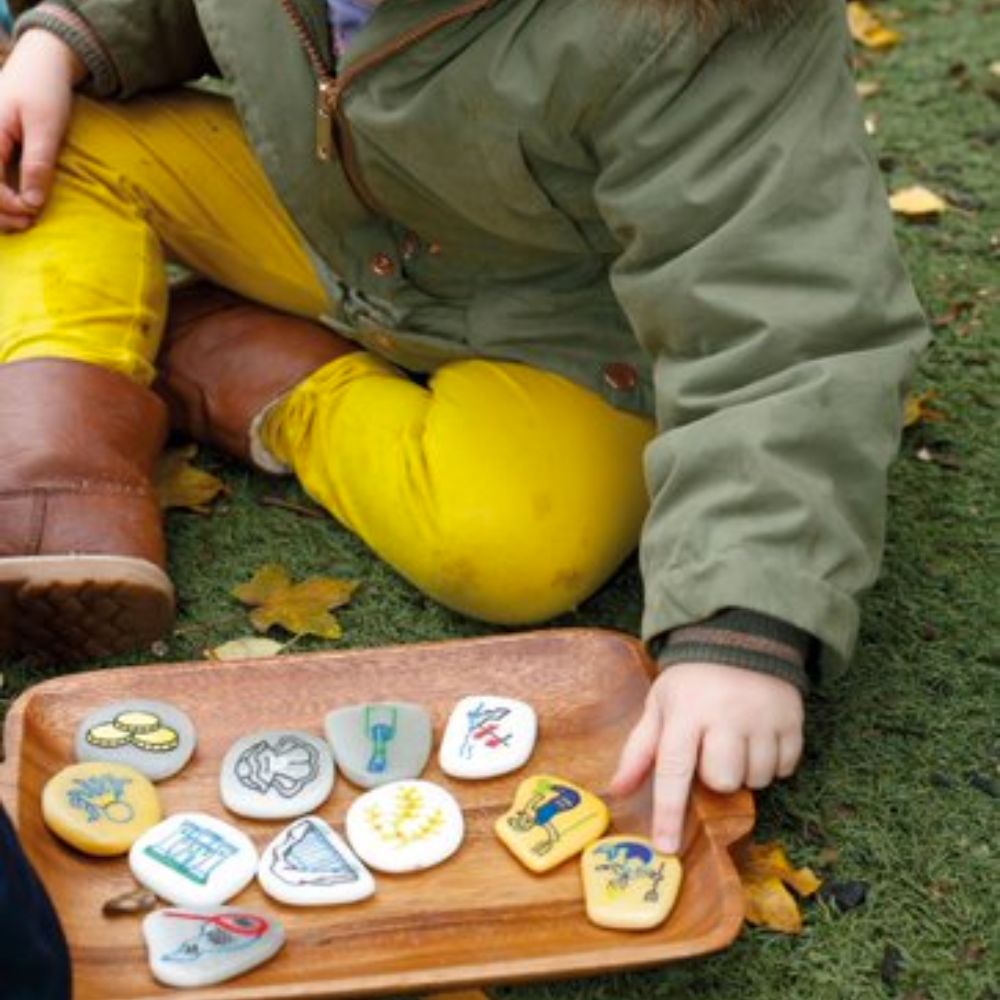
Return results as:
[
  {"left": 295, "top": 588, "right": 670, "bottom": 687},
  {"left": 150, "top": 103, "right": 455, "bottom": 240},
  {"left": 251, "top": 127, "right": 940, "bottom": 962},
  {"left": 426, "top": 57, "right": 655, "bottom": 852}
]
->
[
  {"left": 0, "top": 88, "right": 654, "bottom": 623},
  {"left": 265, "top": 357, "right": 654, "bottom": 623}
]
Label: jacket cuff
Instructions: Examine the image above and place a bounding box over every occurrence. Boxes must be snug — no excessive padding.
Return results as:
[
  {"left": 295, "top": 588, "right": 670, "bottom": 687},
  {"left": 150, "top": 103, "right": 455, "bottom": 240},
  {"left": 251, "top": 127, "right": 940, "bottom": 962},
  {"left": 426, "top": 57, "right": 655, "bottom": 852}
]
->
[
  {"left": 14, "top": 1, "right": 119, "bottom": 96},
  {"left": 656, "top": 608, "right": 813, "bottom": 693}
]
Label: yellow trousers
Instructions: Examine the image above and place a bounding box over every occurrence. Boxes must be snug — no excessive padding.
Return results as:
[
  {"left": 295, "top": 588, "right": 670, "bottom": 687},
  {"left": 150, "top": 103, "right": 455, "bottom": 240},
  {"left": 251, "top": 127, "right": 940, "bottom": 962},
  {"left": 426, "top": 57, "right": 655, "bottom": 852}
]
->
[{"left": 0, "top": 90, "right": 653, "bottom": 623}]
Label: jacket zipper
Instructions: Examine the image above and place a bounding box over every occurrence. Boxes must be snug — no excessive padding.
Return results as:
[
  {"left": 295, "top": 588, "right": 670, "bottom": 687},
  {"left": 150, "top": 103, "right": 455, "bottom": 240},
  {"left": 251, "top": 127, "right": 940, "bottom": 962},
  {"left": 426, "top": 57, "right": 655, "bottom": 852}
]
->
[{"left": 278, "top": 0, "right": 498, "bottom": 212}]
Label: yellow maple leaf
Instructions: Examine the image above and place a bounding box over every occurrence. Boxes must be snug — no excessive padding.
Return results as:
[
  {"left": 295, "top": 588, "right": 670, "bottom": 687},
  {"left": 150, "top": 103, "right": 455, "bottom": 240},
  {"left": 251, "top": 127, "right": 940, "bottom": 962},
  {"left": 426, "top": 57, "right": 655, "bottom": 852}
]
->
[
  {"left": 206, "top": 636, "right": 287, "bottom": 661},
  {"left": 232, "top": 563, "right": 359, "bottom": 639},
  {"left": 155, "top": 444, "right": 228, "bottom": 513},
  {"left": 903, "top": 390, "right": 946, "bottom": 429},
  {"left": 889, "top": 185, "right": 948, "bottom": 218},
  {"left": 847, "top": 2, "right": 902, "bottom": 50},
  {"left": 736, "top": 841, "right": 822, "bottom": 935}
]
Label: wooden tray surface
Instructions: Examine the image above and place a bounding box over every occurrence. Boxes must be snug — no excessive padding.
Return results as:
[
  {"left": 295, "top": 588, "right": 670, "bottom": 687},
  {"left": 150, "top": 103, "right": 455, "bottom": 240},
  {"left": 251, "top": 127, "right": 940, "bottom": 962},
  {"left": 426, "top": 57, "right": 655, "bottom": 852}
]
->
[{"left": 0, "top": 628, "right": 754, "bottom": 999}]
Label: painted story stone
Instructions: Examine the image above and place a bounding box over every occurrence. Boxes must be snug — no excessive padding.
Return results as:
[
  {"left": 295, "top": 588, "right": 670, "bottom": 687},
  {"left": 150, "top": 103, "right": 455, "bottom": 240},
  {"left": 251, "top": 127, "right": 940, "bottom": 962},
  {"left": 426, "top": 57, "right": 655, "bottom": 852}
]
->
[
  {"left": 143, "top": 906, "right": 285, "bottom": 989},
  {"left": 325, "top": 702, "right": 431, "bottom": 788},
  {"left": 220, "top": 729, "right": 334, "bottom": 820},
  {"left": 438, "top": 695, "right": 537, "bottom": 779},
  {"left": 494, "top": 774, "right": 609, "bottom": 873},
  {"left": 75, "top": 699, "right": 196, "bottom": 782},
  {"left": 345, "top": 779, "right": 464, "bottom": 873},
  {"left": 581, "top": 836, "right": 683, "bottom": 930},
  {"left": 258, "top": 815, "right": 375, "bottom": 906},
  {"left": 42, "top": 762, "right": 162, "bottom": 856},
  {"left": 130, "top": 812, "right": 259, "bottom": 908}
]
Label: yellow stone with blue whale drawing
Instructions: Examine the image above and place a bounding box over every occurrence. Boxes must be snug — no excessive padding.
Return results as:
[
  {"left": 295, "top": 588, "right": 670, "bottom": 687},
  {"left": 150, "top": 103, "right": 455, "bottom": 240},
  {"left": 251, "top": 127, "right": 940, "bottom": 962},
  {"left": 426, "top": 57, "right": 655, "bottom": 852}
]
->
[
  {"left": 495, "top": 774, "right": 609, "bottom": 873},
  {"left": 581, "top": 835, "right": 683, "bottom": 930},
  {"left": 42, "top": 762, "right": 162, "bottom": 856}
]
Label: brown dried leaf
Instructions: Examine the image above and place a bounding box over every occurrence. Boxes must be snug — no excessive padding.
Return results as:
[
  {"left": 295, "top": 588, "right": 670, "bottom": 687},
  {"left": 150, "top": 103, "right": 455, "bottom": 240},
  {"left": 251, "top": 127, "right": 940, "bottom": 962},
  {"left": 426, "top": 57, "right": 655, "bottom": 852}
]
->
[
  {"left": 206, "top": 636, "right": 287, "bottom": 661},
  {"left": 737, "top": 841, "right": 822, "bottom": 934},
  {"left": 232, "top": 563, "right": 360, "bottom": 640},
  {"left": 155, "top": 444, "right": 228, "bottom": 513},
  {"left": 847, "top": 2, "right": 903, "bottom": 50},
  {"left": 903, "top": 390, "right": 946, "bottom": 428}
]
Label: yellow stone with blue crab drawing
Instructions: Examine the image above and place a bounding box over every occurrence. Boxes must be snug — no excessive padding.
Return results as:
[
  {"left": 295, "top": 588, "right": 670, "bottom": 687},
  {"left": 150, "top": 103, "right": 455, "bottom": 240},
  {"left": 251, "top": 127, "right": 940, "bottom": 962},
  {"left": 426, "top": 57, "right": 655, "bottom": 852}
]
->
[
  {"left": 581, "top": 835, "right": 683, "bottom": 930},
  {"left": 42, "top": 762, "right": 162, "bottom": 856},
  {"left": 495, "top": 774, "right": 609, "bottom": 873}
]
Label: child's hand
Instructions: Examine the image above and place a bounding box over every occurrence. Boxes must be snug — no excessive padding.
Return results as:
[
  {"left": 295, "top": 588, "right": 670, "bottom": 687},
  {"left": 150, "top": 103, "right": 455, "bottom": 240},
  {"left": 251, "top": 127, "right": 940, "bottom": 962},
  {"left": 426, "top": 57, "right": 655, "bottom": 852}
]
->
[
  {"left": 609, "top": 662, "right": 804, "bottom": 854},
  {"left": 0, "top": 30, "right": 85, "bottom": 231}
]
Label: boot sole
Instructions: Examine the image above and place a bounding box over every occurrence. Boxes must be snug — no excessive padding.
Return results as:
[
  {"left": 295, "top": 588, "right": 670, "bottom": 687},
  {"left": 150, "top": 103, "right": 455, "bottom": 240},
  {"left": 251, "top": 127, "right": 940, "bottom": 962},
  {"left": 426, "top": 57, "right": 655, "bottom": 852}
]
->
[{"left": 0, "top": 556, "right": 175, "bottom": 664}]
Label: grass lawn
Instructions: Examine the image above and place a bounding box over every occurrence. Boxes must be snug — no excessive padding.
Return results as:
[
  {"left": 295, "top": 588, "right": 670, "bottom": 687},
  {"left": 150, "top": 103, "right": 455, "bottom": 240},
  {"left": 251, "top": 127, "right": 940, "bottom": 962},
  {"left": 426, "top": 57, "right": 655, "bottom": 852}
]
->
[{"left": 2, "top": 1, "right": 997, "bottom": 997}]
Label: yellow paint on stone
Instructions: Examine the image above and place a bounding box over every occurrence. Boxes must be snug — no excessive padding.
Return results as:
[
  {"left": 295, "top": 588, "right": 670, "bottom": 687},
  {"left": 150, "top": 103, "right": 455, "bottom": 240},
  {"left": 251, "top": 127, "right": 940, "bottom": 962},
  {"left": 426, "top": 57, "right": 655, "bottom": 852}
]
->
[
  {"left": 581, "top": 835, "right": 683, "bottom": 930},
  {"left": 494, "top": 774, "right": 609, "bottom": 873},
  {"left": 42, "top": 762, "right": 162, "bottom": 856}
]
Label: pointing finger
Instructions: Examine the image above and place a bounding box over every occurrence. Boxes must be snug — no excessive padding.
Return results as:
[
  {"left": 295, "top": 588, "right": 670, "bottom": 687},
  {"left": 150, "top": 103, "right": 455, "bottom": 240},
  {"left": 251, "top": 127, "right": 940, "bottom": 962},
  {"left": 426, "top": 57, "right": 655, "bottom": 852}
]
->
[{"left": 651, "top": 720, "right": 699, "bottom": 855}]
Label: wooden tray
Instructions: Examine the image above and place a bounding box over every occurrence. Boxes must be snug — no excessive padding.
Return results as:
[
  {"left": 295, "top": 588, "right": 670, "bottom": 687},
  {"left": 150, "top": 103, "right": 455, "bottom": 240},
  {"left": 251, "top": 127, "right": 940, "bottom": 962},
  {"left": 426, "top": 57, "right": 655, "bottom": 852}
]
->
[{"left": 0, "top": 628, "right": 754, "bottom": 999}]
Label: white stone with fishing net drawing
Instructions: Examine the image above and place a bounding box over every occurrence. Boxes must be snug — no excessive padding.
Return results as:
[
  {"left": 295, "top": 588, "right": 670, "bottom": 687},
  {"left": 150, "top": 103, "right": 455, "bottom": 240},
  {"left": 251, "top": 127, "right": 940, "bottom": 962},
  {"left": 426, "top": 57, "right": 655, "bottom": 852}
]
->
[
  {"left": 345, "top": 780, "right": 464, "bottom": 873},
  {"left": 258, "top": 815, "right": 375, "bottom": 905}
]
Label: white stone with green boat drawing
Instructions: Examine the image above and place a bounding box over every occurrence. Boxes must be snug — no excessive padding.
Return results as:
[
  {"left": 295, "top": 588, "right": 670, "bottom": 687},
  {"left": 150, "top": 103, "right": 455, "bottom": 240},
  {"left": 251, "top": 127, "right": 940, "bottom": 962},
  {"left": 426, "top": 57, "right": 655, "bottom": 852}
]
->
[{"left": 129, "top": 812, "right": 259, "bottom": 907}]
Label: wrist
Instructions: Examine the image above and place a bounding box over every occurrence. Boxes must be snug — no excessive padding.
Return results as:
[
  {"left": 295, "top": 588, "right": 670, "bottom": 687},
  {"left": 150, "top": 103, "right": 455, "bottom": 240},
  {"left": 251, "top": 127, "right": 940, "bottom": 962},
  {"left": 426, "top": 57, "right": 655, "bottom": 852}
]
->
[{"left": 13, "top": 28, "right": 88, "bottom": 85}]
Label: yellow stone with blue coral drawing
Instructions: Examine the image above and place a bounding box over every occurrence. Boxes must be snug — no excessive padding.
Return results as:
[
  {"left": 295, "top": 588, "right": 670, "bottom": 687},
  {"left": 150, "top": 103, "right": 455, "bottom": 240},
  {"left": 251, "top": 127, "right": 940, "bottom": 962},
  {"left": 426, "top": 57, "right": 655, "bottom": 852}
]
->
[
  {"left": 581, "top": 835, "right": 683, "bottom": 930},
  {"left": 42, "top": 762, "right": 162, "bottom": 856},
  {"left": 494, "top": 774, "right": 609, "bottom": 873}
]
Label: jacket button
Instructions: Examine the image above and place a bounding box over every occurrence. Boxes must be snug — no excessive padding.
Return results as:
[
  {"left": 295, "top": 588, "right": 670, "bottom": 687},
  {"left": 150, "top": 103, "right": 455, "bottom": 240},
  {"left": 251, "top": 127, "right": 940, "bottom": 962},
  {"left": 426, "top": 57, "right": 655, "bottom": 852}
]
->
[
  {"left": 370, "top": 252, "right": 396, "bottom": 277},
  {"left": 603, "top": 362, "right": 638, "bottom": 391}
]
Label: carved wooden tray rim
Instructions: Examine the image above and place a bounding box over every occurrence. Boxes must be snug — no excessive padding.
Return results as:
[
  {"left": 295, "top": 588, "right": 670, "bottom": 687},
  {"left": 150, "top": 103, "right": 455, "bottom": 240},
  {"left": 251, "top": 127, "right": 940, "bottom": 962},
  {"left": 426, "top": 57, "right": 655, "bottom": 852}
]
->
[{"left": 0, "top": 628, "right": 754, "bottom": 999}]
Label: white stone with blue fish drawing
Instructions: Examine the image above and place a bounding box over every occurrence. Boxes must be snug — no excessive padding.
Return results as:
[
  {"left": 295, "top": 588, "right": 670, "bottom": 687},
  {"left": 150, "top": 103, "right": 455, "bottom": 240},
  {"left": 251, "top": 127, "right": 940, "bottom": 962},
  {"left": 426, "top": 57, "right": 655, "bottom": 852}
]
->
[
  {"left": 129, "top": 812, "right": 259, "bottom": 907},
  {"left": 258, "top": 815, "right": 376, "bottom": 905},
  {"left": 143, "top": 905, "right": 285, "bottom": 988},
  {"left": 438, "top": 695, "right": 537, "bottom": 779},
  {"left": 219, "top": 729, "right": 335, "bottom": 819},
  {"left": 324, "top": 702, "right": 431, "bottom": 788}
]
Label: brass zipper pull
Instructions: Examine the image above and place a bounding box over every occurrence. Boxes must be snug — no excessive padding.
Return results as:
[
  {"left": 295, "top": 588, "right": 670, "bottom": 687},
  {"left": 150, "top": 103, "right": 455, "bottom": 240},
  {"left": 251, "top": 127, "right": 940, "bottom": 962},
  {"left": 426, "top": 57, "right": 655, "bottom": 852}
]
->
[{"left": 316, "top": 80, "right": 338, "bottom": 162}]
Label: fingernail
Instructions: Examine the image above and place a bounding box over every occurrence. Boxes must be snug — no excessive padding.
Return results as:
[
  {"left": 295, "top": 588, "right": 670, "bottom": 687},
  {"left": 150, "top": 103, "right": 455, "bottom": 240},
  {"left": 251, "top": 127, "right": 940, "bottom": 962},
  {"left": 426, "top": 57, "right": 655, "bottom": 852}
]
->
[{"left": 655, "top": 833, "right": 679, "bottom": 855}]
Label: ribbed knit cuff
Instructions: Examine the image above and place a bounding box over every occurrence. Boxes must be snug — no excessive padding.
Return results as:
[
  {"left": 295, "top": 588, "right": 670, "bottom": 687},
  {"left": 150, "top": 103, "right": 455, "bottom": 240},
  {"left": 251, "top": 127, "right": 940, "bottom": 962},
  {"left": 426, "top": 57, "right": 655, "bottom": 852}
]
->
[
  {"left": 656, "top": 608, "right": 812, "bottom": 693},
  {"left": 14, "top": 2, "right": 119, "bottom": 96}
]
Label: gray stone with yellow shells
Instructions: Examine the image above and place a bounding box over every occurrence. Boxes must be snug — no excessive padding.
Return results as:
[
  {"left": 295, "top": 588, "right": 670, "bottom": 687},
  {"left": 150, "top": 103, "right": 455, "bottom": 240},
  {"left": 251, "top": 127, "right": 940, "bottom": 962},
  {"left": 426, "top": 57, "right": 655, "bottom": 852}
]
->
[{"left": 75, "top": 700, "right": 197, "bottom": 782}]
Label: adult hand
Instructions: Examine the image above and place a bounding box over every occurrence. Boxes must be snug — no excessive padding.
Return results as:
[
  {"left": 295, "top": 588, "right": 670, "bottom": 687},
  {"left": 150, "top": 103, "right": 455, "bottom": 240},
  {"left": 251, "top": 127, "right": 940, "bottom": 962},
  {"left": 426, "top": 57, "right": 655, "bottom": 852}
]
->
[
  {"left": 0, "top": 29, "right": 85, "bottom": 231},
  {"left": 609, "top": 661, "right": 804, "bottom": 853}
]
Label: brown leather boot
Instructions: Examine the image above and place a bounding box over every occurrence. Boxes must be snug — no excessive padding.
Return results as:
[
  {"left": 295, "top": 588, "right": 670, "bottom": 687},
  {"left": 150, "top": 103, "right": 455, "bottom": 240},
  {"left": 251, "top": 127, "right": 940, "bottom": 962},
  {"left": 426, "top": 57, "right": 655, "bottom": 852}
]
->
[
  {"left": 0, "top": 359, "right": 174, "bottom": 662},
  {"left": 154, "top": 284, "right": 359, "bottom": 470}
]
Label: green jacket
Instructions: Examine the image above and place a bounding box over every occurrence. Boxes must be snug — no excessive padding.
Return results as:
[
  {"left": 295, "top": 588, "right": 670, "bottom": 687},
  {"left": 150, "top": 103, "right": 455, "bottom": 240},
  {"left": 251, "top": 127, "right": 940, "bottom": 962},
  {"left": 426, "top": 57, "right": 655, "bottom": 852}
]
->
[{"left": 14, "top": 0, "right": 930, "bottom": 679}]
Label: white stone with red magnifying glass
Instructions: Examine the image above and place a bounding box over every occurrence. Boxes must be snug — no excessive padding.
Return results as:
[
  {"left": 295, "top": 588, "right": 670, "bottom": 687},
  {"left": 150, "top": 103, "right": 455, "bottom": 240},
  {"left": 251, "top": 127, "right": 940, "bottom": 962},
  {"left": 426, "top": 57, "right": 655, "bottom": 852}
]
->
[{"left": 143, "top": 906, "right": 285, "bottom": 988}]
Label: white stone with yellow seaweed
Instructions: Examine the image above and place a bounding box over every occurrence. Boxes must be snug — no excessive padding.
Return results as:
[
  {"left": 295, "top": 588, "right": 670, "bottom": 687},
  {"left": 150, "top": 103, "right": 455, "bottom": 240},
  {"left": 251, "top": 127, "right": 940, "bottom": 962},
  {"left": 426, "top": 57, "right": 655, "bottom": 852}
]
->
[
  {"left": 130, "top": 812, "right": 259, "bottom": 907},
  {"left": 345, "top": 779, "right": 464, "bottom": 873},
  {"left": 258, "top": 815, "right": 375, "bottom": 905},
  {"left": 581, "top": 836, "right": 683, "bottom": 930},
  {"left": 143, "top": 906, "right": 285, "bottom": 988},
  {"left": 220, "top": 729, "right": 334, "bottom": 820},
  {"left": 438, "top": 695, "right": 537, "bottom": 779},
  {"left": 75, "top": 699, "right": 196, "bottom": 782}
]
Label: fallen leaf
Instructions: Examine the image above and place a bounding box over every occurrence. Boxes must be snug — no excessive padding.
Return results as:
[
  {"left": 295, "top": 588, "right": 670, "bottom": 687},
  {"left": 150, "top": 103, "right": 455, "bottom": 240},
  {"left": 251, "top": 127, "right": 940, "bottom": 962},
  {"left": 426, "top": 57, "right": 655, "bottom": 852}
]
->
[
  {"left": 847, "top": 2, "right": 902, "bottom": 50},
  {"left": 736, "top": 841, "right": 822, "bottom": 934},
  {"left": 903, "top": 390, "right": 946, "bottom": 428},
  {"left": 864, "top": 112, "right": 880, "bottom": 135},
  {"left": 890, "top": 185, "right": 948, "bottom": 218},
  {"left": 232, "top": 563, "right": 359, "bottom": 639},
  {"left": 155, "top": 445, "right": 228, "bottom": 513},
  {"left": 990, "top": 61, "right": 1000, "bottom": 79},
  {"left": 856, "top": 79, "right": 882, "bottom": 98},
  {"left": 207, "top": 636, "right": 287, "bottom": 661}
]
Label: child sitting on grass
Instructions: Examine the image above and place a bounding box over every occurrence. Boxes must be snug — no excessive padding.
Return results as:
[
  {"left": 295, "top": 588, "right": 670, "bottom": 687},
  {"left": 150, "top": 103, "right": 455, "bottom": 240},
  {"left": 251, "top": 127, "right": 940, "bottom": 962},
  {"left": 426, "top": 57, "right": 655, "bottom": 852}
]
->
[{"left": 0, "top": 0, "right": 928, "bottom": 856}]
